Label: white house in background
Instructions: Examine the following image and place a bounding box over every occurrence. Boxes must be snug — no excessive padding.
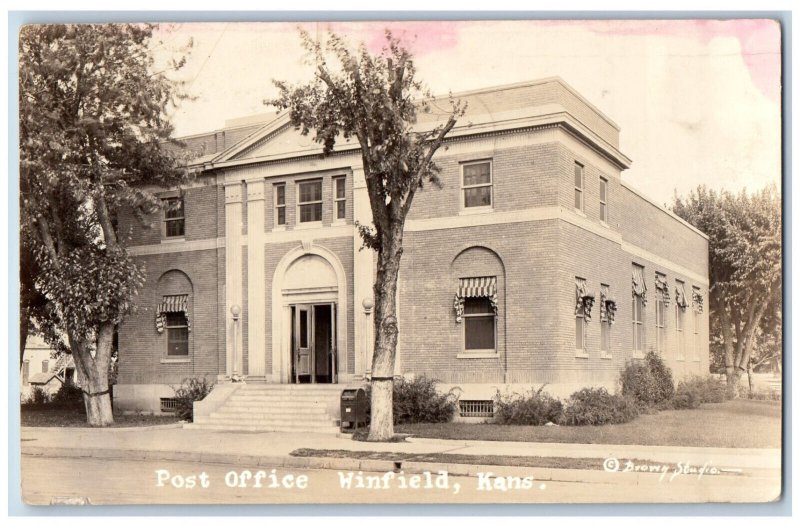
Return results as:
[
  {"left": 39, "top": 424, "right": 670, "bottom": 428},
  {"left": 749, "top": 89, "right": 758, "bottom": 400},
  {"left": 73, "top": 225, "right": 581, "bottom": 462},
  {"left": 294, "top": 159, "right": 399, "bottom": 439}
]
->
[{"left": 21, "top": 334, "right": 76, "bottom": 400}]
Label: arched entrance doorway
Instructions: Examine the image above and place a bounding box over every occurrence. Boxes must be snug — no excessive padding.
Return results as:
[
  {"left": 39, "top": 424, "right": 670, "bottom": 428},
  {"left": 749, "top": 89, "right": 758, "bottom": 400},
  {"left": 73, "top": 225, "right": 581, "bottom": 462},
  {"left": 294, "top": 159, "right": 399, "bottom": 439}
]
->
[{"left": 271, "top": 245, "right": 347, "bottom": 384}]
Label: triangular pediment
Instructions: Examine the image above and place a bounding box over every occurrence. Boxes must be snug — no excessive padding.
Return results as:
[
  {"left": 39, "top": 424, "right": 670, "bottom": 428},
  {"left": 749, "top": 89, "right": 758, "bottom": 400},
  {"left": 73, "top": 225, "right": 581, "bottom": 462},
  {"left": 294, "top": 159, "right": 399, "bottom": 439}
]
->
[{"left": 211, "top": 112, "right": 360, "bottom": 164}]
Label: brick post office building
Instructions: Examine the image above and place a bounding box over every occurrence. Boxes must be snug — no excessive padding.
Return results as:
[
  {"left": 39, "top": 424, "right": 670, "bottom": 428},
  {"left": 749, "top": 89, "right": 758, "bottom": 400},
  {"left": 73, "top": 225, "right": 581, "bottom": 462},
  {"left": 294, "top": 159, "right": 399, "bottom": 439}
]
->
[{"left": 116, "top": 78, "right": 710, "bottom": 430}]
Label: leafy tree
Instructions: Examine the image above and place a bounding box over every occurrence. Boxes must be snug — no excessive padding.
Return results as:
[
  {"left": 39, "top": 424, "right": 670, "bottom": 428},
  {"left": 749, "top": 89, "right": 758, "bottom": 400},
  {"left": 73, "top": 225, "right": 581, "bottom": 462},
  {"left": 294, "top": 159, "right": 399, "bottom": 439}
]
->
[
  {"left": 672, "top": 184, "right": 781, "bottom": 390},
  {"left": 19, "top": 24, "right": 190, "bottom": 425},
  {"left": 271, "top": 31, "right": 465, "bottom": 441},
  {"left": 20, "top": 237, "right": 48, "bottom": 366}
]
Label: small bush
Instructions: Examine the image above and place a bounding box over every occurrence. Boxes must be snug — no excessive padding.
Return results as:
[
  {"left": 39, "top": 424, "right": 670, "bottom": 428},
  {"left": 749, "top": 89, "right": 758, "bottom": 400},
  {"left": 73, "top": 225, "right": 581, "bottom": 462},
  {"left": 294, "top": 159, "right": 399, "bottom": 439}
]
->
[
  {"left": 393, "top": 376, "right": 460, "bottom": 424},
  {"left": 364, "top": 376, "right": 459, "bottom": 424},
  {"left": 172, "top": 377, "right": 214, "bottom": 421},
  {"left": 494, "top": 386, "right": 563, "bottom": 425},
  {"left": 24, "top": 386, "right": 51, "bottom": 406},
  {"left": 673, "top": 375, "right": 727, "bottom": 409},
  {"left": 620, "top": 351, "right": 675, "bottom": 407},
  {"left": 672, "top": 385, "right": 701, "bottom": 409},
  {"left": 51, "top": 382, "right": 85, "bottom": 408},
  {"left": 744, "top": 385, "right": 782, "bottom": 401},
  {"left": 560, "top": 387, "right": 640, "bottom": 426}
]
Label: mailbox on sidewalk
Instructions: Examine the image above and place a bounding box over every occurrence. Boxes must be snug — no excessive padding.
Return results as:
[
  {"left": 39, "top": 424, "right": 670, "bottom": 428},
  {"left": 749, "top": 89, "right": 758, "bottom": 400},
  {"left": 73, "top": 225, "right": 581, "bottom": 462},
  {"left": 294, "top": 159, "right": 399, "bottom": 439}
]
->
[{"left": 340, "top": 388, "right": 368, "bottom": 433}]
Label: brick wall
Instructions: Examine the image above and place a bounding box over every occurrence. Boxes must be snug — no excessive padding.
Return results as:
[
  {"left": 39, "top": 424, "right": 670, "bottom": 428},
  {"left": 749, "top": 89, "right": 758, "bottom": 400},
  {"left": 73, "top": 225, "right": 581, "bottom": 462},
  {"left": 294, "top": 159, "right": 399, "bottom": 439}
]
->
[
  {"left": 618, "top": 185, "right": 709, "bottom": 276},
  {"left": 399, "top": 220, "right": 561, "bottom": 385},
  {"left": 118, "top": 180, "right": 220, "bottom": 247},
  {"left": 117, "top": 249, "right": 221, "bottom": 385},
  {"left": 410, "top": 138, "right": 563, "bottom": 220}
]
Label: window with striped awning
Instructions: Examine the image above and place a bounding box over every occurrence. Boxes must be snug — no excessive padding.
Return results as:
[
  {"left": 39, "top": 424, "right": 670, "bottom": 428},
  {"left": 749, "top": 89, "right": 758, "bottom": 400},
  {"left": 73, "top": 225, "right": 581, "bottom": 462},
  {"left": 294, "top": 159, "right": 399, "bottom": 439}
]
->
[
  {"left": 675, "top": 281, "right": 689, "bottom": 310},
  {"left": 632, "top": 264, "right": 648, "bottom": 306},
  {"left": 453, "top": 276, "right": 498, "bottom": 323},
  {"left": 155, "top": 294, "right": 191, "bottom": 333},
  {"left": 654, "top": 272, "right": 670, "bottom": 307},
  {"left": 692, "top": 287, "right": 704, "bottom": 313}
]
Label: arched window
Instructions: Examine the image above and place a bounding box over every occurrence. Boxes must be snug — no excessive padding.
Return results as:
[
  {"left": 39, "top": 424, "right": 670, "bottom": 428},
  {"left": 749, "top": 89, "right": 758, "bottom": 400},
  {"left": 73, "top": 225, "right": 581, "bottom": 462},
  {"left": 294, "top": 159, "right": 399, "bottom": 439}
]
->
[
  {"left": 452, "top": 247, "right": 505, "bottom": 356},
  {"left": 155, "top": 270, "right": 193, "bottom": 360}
]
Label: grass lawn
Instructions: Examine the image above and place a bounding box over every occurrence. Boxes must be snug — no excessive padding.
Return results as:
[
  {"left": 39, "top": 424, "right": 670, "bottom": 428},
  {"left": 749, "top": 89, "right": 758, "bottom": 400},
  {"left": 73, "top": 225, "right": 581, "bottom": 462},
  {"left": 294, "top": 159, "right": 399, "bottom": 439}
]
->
[
  {"left": 21, "top": 406, "right": 182, "bottom": 428},
  {"left": 396, "top": 400, "right": 782, "bottom": 449}
]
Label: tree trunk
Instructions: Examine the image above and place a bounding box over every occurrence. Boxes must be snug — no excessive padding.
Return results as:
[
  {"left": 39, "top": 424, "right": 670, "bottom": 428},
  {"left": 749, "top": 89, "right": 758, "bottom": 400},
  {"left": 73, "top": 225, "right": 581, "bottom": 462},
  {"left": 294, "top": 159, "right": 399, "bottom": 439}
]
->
[
  {"left": 368, "top": 378, "right": 393, "bottom": 439},
  {"left": 367, "top": 227, "right": 403, "bottom": 442},
  {"left": 718, "top": 298, "right": 736, "bottom": 384},
  {"left": 20, "top": 309, "right": 29, "bottom": 370},
  {"left": 69, "top": 323, "right": 114, "bottom": 427}
]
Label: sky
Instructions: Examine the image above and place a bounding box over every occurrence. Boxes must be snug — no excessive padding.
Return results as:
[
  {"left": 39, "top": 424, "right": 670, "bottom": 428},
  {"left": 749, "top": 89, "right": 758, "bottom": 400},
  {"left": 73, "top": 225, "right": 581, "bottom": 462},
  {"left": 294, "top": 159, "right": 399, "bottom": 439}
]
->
[{"left": 153, "top": 19, "right": 782, "bottom": 206}]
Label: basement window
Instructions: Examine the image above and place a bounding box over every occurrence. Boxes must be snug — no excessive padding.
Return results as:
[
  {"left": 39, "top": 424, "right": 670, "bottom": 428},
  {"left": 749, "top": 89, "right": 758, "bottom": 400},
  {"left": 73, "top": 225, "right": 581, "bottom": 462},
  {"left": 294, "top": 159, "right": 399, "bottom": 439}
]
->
[
  {"left": 160, "top": 398, "right": 178, "bottom": 413},
  {"left": 459, "top": 400, "right": 494, "bottom": 418}
]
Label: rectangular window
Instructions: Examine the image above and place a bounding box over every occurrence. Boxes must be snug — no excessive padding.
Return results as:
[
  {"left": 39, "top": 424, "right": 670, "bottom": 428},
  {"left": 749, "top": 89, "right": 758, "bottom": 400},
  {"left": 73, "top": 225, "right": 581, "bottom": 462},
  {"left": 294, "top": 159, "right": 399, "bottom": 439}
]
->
[
  {"left": 297, "top": 179, "right": 323, "bottom": 223},
  {"left": 655, "top": 273, "right": 667, "bottom": 353},
  {"left": 575, "top": 305, "right": 585, "bottom": 351},
  {"left": 163, "top": 198, "right": 185, "bottom": 238},
  {"left": 574, "top": 162, "right": 584, "bottom": 211},
  {"left": 274, "top": 183, "right": 286, "bottom": 226},
  {"left": 463, "top": 297, "right": 496, "bottom": 351},
  {"left": 599, "top": 176, "right": 608, "bottom": 223},
  {"left": 333, "top": 176, "right": 346, "bottom": 220},
  {"left": 462, "top": 161, "right": 492, "bottom": 209},
  {"left": 166, "top": 312, "right": 189, "bottom": 356},
  {"left": 676, "top": 280, "right": 686, "bottom": 360},
  {"left": 632, "top": 264, "right": 646, "bottom": 356},
  {"left": 575, "top": 277, "right": 587, "bottom": 354},
  {"left": 633, "top": 293, "right": 645, "bottom": 355},
  {"left": 459, "top": 400, "right": 494, "bottom": 418},
  {"left": 600, "top": 284, "right": 611, "bottom": 357},
  {"left": 693, "top": 286, "right": 701, "bottom": 361}
]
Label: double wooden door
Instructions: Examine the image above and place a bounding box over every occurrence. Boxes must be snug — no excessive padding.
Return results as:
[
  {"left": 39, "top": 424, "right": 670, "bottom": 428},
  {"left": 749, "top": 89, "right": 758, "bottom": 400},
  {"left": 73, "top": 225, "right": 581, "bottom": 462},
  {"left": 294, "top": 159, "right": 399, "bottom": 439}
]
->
[{"left": 292, "top": 303, "right": 337, "bottom": 384}]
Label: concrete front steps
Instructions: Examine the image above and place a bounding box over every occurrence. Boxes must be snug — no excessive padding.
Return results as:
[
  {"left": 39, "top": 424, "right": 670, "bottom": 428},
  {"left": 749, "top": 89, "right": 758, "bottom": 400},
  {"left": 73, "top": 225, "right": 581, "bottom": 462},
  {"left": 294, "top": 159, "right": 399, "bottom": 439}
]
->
[{"left": 185, "top": 383, "right": 345, "bottom": 433}]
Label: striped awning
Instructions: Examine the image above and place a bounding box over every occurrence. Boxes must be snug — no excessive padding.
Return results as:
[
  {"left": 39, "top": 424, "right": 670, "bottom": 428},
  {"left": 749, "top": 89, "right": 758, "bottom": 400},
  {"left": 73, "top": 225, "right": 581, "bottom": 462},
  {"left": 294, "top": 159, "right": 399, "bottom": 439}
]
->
[
  {"left": 692, "top": 288, "right": 703, "bottom": 313},
  {"left": 632, "top": 265, "right": 648, "bottom": 305},
  {"left": 454, "top": 276, "right": 498, "bottom": 323},
  {"left": 675, "top": 283, "right": 689, "bottom": 310},
  {"left": 159, "top": 295, "right": 188, "bottom": 313},
  {"left": 155, "top": 294, "right": 190, "bottom": 333},
  {"left": 655, "top": 273, "right": 670, "bottom": 307},
  {"left": 459, "top": 276, "right": 497, "bottom": 298},
  {"left": 575, "top": 278, "right": 595, "bottom": 321}
]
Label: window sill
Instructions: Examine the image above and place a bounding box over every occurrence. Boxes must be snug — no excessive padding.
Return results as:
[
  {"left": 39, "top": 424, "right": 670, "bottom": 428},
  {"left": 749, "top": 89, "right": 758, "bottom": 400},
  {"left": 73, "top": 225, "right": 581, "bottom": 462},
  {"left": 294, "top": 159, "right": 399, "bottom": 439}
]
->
[
  {"left": 600, "top": 353, "right": 612, "bottom": 360},
  {"left": 160, "top": 358, "right": 190, "bottom": 364},
  {"left": 294, "top": 221, "right": 323, "bottom": 230},
  {"left": 676, "top": 357, "right": 685, "bottom": 362},
  {"left": 575, "top": 351, "right": 589, "bottom": 359},
  {"left": 459, "top": 206, "right": 494, "bottom": 216},
  {"left": 457, "top": 352, "right": 499, "bottom": 359},
  {"left": 161, "top": 237, "right": 186, "bottom": 244},
  {"left": 574, "top": 209, "right": 586, "bottom": 217},
  {"left": 331, "top": 219, "right": 347, "bottom": 226},
  {"left": 272, "top": 225, "right": 287, "bottom": 232},
  {"left": 632, "top": 352, "right": 645, "bottom": 359}
]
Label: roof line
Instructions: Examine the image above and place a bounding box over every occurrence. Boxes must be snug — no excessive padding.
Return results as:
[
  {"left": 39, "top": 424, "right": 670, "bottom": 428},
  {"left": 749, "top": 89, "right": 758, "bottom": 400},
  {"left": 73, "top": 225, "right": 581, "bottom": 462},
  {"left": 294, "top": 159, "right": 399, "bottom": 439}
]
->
[
  {"left": 434, "top": 76, "right": 622, "bottom": 132},
  {"left": 620, "top": 180, "right": 709, "bottom": 240}
]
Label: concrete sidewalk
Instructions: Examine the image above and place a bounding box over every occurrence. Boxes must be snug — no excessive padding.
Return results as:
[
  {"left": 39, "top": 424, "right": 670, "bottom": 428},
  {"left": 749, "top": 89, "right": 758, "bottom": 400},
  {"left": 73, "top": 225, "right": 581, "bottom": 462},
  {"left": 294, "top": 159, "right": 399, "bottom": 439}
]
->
[{"left": 20, "top": 424, "right": 781, "bottom": 478}]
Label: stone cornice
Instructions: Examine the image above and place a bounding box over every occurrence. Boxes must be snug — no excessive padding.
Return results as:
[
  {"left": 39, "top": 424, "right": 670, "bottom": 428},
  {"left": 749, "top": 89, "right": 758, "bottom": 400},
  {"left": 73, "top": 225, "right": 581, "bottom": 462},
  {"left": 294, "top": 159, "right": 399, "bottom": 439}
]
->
[{"left": 196, "top": 118, "right": 631, "bottom": 177}]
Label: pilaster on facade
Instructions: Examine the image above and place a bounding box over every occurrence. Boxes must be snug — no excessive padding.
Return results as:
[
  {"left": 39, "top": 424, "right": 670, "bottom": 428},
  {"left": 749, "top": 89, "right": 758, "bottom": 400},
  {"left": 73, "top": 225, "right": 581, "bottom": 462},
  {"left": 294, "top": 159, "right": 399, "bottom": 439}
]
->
[
  {"left": 352, "top": 166, "right": 375, "bottom": 377},
  {"left": 224, "top": 182, "right": 244, "bottom": 378},
  {"left": 246, "top": 179, "right": 267, "bottom": 377}
]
